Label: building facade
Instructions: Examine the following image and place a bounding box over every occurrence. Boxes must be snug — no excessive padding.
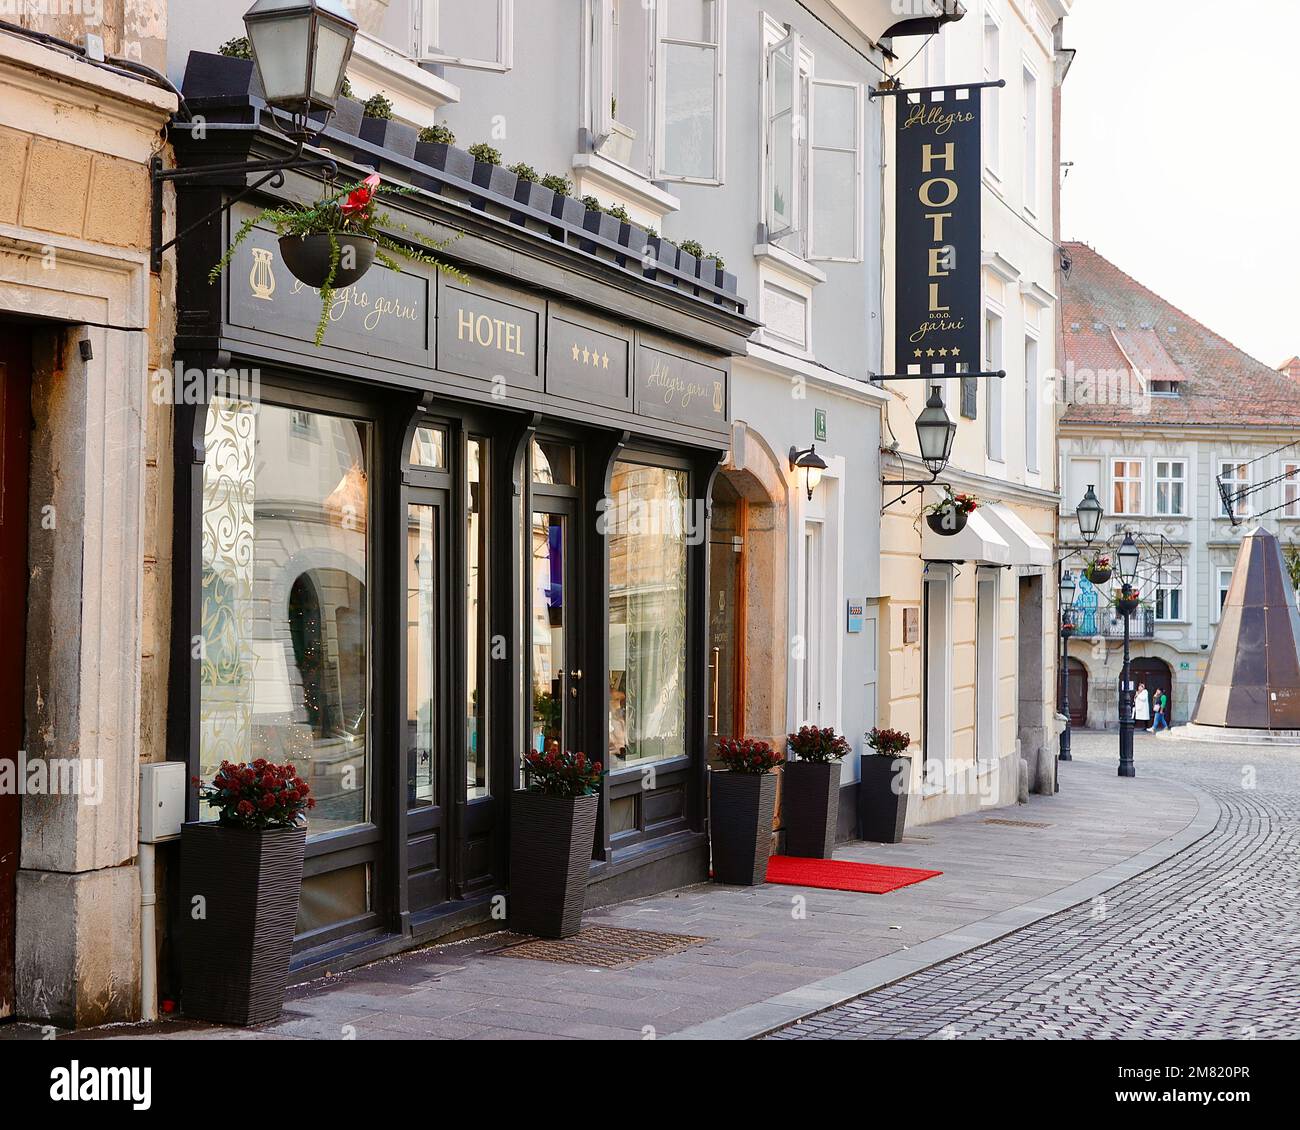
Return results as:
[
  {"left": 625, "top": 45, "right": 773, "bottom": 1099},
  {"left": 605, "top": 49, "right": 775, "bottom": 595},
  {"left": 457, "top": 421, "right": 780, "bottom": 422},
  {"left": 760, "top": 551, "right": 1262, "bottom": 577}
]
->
[
  {"left": 1058, "top": 242, "right": 1300, "bottom": 729},
  {"left": 877, "top": 0, "right": 1073, "bottom": 821}
]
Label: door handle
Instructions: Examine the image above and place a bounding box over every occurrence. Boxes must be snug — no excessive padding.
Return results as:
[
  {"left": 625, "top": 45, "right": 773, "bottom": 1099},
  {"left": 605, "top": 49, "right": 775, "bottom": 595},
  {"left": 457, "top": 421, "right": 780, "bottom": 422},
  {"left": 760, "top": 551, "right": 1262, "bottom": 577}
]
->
[
  {"left": 569, "top": 669, "right": 583, "bottom": 681},
  {"left": 710, "top": 647, "right": 720, "bottom": 736}
]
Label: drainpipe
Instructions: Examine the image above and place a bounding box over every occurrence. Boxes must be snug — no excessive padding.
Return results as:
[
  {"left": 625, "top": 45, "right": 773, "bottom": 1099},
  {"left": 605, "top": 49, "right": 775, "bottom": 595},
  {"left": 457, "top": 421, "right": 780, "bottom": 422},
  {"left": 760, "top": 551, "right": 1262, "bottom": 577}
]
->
[{"left": 140, "top": 840, "right": 158, "bottom": 1022}]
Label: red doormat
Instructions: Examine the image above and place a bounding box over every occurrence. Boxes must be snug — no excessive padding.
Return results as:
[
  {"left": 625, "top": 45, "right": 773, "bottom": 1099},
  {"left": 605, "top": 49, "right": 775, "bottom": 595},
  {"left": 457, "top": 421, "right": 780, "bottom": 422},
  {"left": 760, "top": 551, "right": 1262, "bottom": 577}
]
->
[{"left": 765, "top": 855, "right": 942, "bottom": 894}]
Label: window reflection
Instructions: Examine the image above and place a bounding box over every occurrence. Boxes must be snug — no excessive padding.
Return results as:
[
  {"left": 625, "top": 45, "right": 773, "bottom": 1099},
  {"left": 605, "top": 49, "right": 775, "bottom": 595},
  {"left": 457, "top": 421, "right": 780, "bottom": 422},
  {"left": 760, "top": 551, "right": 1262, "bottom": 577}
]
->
[
  {"left": 530, "top": 511, "right": 565, "bottom": 756},
  {"left": 467, "top": 439, "right": 490, "bottom": 798},
  {"left": 407, "top": 504, "right": 436, "bottom": 808},
  {"left": 200, "top": 398, "right": 371, "bottom": 836}
]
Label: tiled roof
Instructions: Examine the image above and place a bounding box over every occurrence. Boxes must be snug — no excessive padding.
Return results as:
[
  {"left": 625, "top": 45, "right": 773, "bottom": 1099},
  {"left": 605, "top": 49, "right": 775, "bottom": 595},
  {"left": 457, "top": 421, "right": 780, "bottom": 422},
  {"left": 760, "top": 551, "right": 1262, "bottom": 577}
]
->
[{"left": 1060, "top": 242, "right": 1300, "bottom": 426}]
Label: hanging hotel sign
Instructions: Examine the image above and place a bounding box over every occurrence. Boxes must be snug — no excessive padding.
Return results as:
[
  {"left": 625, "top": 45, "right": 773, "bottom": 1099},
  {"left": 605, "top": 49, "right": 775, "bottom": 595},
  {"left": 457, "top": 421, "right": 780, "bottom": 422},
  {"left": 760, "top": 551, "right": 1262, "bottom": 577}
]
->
[{"left": 893, "top": 85, "right": 984, "bottom": 374}]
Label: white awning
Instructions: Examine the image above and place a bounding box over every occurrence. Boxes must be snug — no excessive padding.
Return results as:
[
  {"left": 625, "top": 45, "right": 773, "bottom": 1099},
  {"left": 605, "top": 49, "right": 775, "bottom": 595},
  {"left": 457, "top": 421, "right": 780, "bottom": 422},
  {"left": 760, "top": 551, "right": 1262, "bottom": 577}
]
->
[
  {"left": 980, "top": 504, "right": 1053, "bottom": 567},
  {"left": 921, "top": 508, "right": 1011, "bottom": 565}
]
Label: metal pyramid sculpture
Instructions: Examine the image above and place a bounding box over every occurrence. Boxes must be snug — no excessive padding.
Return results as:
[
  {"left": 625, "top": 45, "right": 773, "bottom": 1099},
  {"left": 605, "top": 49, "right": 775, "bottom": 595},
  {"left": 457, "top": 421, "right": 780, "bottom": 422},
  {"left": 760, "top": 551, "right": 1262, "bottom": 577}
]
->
[{"left": 1193, "top": 526, "right": 1300, "bottom": 728}]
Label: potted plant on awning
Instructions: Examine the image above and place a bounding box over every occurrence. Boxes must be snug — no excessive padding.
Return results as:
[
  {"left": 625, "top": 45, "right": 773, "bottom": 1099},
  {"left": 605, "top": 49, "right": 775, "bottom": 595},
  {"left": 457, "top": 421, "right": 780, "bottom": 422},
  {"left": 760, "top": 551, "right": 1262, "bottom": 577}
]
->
[
  {"left": 860, "top": 728, "right": 913, "bottom": 844},
  {"left": 181, "top": 759, "right": 315, "bottom": 1026},
  {"left": 509, "top": 748, "right": 602, "bottom": 938},
  {"left": 209, "top": 172, "right": 466, "bottom": 346},
  {"left": 783, "top": 726, "right": 850, "bottom": 858},
  {"left": 925, "top": 489, "right": 979, "bottom": 536},
  {"left": 1084, "top": 553, "right": 1112, "bottom": 585},
  {"left": 710, "top": 738, "right": 783, "bottom": 885}
]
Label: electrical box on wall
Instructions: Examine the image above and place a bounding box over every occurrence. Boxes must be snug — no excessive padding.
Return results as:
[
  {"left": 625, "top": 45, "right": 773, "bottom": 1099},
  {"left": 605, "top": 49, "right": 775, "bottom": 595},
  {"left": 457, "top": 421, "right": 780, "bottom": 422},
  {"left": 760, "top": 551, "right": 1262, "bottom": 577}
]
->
[{"left": 139, "top": 761, "right": 187, "bottom": 843}]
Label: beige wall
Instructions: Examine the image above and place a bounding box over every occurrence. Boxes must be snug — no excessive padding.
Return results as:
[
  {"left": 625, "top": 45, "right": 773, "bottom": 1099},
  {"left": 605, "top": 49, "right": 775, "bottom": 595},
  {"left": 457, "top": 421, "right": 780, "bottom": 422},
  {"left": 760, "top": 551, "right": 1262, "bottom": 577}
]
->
[{"left": 11, "top": 0, "right": 168, "bottom": 73}]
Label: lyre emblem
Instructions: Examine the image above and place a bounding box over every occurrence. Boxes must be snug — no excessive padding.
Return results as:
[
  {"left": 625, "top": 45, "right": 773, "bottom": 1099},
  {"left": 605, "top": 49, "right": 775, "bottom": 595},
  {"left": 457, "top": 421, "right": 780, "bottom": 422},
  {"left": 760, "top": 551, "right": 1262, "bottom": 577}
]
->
[
  {"left": 250, "top": 248, "right": 276, "bottom": 301},
  {"left": 713, "top": 380, "right": 724, "bottom": 414}
]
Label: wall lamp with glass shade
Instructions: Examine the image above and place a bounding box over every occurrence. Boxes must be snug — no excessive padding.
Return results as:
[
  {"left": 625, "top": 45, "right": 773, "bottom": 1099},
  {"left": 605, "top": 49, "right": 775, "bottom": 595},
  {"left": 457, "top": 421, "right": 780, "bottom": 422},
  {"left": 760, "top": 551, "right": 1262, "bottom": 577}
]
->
[
  {"left": 1059, "top": 569, "right": 1077, "bottom": 633},
  {"left": 1117, "top": 532, "right": 1140, "bottom": 586},
  {"left": 881, "top": 384, "right": 958, "bottom": 511},
  {"left": 150, "top": 0, "right": 358, "bottom": 271},
  {"left": 789, "top": 445, "right": 829, "bottom": 502},
  {"left": 1076, "top": 484, "right": 1103, "bottom": 546}
]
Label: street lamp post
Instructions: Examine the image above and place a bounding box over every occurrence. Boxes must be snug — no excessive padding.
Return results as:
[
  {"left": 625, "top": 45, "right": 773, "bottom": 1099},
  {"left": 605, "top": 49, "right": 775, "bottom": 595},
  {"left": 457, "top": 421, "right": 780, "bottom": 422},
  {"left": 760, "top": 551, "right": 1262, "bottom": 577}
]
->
[
  {"left": 1115, "top": 532, "right": 1141, "bottom": 778},
  {"left": 1058, "top": 569, "right": 1077, "bottom": 763}
]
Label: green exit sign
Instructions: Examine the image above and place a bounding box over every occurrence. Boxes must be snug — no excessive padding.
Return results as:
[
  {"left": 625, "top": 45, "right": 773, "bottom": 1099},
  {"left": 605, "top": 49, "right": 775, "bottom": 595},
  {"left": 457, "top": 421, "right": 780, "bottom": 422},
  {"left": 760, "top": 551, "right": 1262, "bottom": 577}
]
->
[{"left": 814, "top": 408, "right": 827, "bottom": 442}]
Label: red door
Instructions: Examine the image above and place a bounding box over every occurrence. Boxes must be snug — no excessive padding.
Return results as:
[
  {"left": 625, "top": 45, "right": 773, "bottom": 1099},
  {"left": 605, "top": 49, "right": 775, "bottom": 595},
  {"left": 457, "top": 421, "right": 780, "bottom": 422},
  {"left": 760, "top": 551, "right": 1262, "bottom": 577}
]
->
[{"left": 0, "top": 329, "right": 31, "bottom": 1018}]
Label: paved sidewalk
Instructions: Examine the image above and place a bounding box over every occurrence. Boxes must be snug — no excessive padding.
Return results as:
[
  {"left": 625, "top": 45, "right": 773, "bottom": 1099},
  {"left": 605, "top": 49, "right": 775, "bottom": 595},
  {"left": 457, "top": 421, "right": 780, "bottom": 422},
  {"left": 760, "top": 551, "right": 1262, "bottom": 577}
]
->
[{"left": 21, "top": 758, "right": 1203, "bottom": 1041}]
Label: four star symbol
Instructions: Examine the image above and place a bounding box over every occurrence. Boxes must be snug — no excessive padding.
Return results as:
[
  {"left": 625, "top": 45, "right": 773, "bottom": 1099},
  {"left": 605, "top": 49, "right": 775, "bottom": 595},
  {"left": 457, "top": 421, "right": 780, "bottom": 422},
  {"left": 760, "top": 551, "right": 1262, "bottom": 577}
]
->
[{"left": 570, "top": 342, "right": 614, "bottom": 369}]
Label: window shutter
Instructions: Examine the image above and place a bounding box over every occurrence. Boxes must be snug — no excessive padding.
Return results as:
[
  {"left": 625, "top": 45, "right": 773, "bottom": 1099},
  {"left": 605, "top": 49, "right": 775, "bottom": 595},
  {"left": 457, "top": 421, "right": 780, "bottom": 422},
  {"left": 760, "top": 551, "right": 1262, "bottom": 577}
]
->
[
  {"left": 808, "top": 79, "right": 862, "bottom": 261},
  {"left": 655, "top": 0, "right": 726, "bottom": 183},
  {"left": 419, "top": 0, "right": 514, "bottom": 73},
  {"left": 764, "top": 28, "right": 801, "bottom": 241}
]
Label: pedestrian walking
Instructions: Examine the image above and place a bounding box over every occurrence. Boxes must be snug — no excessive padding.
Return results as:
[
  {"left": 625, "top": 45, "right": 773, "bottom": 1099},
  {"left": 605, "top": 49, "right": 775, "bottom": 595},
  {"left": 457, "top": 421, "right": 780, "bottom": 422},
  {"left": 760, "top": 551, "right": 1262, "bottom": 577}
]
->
[
  {"left": 1152, "top": 689, "right": 1170, "bottom": 732},
  {"left": 1134, "top": 682, "right": 1150, "bottom": 728}
]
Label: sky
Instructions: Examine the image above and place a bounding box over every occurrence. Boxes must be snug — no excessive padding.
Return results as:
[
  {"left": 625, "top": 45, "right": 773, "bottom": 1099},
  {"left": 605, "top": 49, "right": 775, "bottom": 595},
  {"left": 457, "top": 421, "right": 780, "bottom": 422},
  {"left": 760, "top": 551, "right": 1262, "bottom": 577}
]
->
[{"left": 1060, "top": 0, "right": 1300, "bottom": 368}]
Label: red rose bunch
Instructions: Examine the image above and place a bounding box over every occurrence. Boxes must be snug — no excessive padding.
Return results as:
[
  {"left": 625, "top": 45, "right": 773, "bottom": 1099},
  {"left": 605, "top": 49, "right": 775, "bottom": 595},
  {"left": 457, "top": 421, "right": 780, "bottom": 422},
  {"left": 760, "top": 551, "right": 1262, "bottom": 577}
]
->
[
  {"left": 786, "top": 725, "right": 851, "bottom": 764},
  {"left": 715, "top": 737, "right": 783, "bottom": 774},
  {"left": 866, "top": 727, "right": 911, "bottom": 757},
  {"left": 194, "top": 759, "right": 316, "bottom": 829},
  {"left": 522, "top": 748, "right": 603, "bottom": 798},
  {"left": 339, "top": 173, "right": 381, "bottom": 223}
]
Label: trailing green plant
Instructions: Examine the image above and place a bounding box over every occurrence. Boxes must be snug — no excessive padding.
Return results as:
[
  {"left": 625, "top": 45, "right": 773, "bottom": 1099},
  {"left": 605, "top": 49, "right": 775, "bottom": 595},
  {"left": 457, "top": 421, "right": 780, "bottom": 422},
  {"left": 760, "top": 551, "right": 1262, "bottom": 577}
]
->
[
  {"left": 362, "top": 92, "right": 394, "bottom": 120},
  {"left": 218, "top": 36, "right": 253, "bottom": 59},
  {"left": 540, "top": 173, "right": 573, "bottom": 197},
  {"left": 209, "top": 174, "right": 468, "bottom": 347},
  {"left": 716, "top": 738, "right": 783, "bottom": 774},
  {"left": 679, "top": 238, "right": 705, "bottom": 259},
  {"left": 508, "top": 161, "right": 541, "bottom": 183},
  {"left": 418, "top": 122, "right": 456, "bottom": 145},
  {"left": 786, "top": 725, "right": 851, "bottom": 764},
  {"left": 468, "top": 141, "right": 502, "bottom": 166}
]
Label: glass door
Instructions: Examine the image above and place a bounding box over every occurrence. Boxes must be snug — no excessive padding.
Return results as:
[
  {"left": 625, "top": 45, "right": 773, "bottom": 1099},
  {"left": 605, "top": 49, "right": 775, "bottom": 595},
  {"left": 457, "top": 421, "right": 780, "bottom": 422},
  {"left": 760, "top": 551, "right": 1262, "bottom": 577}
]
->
[{"left": 529, "top": 501, "right": 579, "bottom": 757}]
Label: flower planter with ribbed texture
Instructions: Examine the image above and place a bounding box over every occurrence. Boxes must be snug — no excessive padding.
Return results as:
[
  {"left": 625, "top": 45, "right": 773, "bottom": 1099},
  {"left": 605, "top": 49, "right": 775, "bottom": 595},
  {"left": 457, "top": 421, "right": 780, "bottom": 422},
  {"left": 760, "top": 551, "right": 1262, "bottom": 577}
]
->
[
  {"left": 710, "top": 770, "right": 777, "bottom": 885},
  {"left": 180, "top": 821, "right": 306, "bottom": 1026},
  {"left": 859, "top": 755, "right": 911, "bottom": 844},
  {"left": 782, "top": 760, "right": 840, "bottom": 858},
  {"left": 509, "top": 790, "right": 599, "bottom": 938}
]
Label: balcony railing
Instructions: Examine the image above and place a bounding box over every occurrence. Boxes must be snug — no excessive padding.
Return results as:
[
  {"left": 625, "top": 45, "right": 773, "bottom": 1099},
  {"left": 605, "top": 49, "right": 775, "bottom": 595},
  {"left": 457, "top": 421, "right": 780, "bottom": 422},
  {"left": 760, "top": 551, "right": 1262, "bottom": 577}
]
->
[{"left": 1071, "top": 607, "right": 1155, "bottom": 639}]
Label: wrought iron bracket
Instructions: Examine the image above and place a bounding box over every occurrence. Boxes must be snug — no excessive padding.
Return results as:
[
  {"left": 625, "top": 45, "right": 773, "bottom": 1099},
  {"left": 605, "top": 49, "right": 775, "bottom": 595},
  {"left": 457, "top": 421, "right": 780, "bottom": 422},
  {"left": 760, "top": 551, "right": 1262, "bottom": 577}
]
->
[
  {"left": 881, "top": 475, "right": 944, "bottom": 514},
  {"left": 869, "top": 78, "right": 1006, "bottom": 101},
  {"left": 150, "top": 149, "right": 340, "bottom": 272},
  {"left": 871, "top": 370, "right": 1005, "bottom": 383}
]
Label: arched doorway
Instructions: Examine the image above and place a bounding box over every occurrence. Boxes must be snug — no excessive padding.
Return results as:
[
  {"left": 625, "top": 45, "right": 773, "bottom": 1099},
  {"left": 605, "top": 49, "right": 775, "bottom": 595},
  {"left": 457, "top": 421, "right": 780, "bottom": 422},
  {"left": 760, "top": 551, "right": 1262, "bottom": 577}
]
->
[
  {"left": 1066, "top": 657, "right": 1088, "bottom": 728},
  {"left": 1131, "top": 657, "right": 1173, "bottom": 724}
]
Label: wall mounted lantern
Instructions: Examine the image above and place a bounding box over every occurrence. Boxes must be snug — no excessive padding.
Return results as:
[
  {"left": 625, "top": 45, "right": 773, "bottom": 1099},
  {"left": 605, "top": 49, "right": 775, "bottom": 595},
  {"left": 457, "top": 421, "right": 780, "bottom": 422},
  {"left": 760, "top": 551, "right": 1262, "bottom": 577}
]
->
[
  {"left": 789, "top": 444, "right": 829, "bottom": 502},
  {"left": 881, "top": 384, "right": 958, "bottom": 511},
  {"left": 1076, "top": 484, "right": 1103, "bottom": 545}
]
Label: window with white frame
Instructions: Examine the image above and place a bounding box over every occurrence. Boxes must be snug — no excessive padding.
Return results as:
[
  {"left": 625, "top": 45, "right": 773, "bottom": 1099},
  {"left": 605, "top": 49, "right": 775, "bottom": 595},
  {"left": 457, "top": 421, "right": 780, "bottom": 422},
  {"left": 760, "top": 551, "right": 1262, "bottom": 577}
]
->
[
  {"left": 1024, "top": 334, "right": 1039, "bottom": 472},
  {"left": 1154, "top": 566, "right": 1184, "bottom": 622},
  {"left": 985, "top": 306, "right": 1003, "bottom": 461},
  {"left": 1112, "top": 458, "right": 1143, "bottom": 514},
  {"left": 587, "top": 0, "right": 727, "bottom": 184},
  {"left": 1021, "top": 63, "right": 1038, "bottom": 213},
  {"left": 1219, "top": 460, "right": 1250, "bottom": 518},
  {"left": 798, "top": 520, "right": 824, "bottom": 724},
  {"left": 359, "top": 1, "right": 514, "bottom": 71},
  {"left": 982, "top": 11, "right": 1000, "bottom": 178},
  {"left": 1155, "top": 459, "right": 1186, "bottom": 516},
  {"left": 1216, "top": 567, "right": 1233, "bottom": 618},
  {"left": 1284, "top": 461, "right": 1300, "bottom": 517},
  {"left": 761, "top": 19, "right": 864, "bottom": 262}
]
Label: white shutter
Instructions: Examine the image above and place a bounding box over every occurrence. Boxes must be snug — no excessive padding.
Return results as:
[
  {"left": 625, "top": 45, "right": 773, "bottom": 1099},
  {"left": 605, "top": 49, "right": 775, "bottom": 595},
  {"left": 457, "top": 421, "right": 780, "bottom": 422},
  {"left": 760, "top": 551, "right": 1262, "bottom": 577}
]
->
[
  {"left": 419, "top": 0, "right": 514, "bottom": 72},
  {"left": 808, "top": 78, "right": 862, "bottom": 261},
  {"left": 654, "top": 0, "right": 726, "bottom": 184},
  {"left": 764, "top": 28, "right": 801, "bottom": 241},
  {"left": 586, "top": 0, "right": 616, "bottom": 147}
]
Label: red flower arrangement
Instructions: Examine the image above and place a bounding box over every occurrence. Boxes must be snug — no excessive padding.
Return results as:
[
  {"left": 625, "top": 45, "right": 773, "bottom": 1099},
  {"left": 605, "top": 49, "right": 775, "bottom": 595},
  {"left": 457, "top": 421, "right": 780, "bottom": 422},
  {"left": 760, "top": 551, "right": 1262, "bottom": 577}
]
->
[
  {"left": 522, "top": 748, "right": 603, "bottom": 798},
  {"left": 194, "top": 759, "right": 315, "bottom": 829},
  {"left": 924, "top": 489, "right": 979, "bottom": 517},
  {"left": 786, "top": 725, "right": 851, "bottom": 764},
  {"left": 340, "top": 173, "right": 381, "bottom": 220},
  {"left": 866, "top": 727, "right": 911, "bottom": 757},
  {"left": 716, "top": 737, "right": 783, "bottom": 774}
]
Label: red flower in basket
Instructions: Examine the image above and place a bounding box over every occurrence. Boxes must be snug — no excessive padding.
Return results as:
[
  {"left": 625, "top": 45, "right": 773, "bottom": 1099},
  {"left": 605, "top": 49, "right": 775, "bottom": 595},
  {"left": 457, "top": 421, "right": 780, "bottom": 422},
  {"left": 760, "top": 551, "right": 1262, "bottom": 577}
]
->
[{"left": 340, "top": 173, "right": 381, "bottom": 221}]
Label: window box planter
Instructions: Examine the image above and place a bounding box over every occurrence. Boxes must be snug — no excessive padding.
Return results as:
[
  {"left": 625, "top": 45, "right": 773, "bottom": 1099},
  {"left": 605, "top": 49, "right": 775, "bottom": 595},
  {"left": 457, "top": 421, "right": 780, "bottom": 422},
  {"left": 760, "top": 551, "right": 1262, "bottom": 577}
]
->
[
  {"left": 511, "top": 177, "right": 553, "bottom": 230},
  {"left": 926, "top": 506, "right": 968, "bottom": 535},
  {"left": 329, "top": 97, "right": 364, "bottom": 140},
  {"left": 781, "top": 760, "right": 840, "bottom": 858},
  {"left": 179, "top": 821, "right": 306, "bottom": 1026},
  {"left": 710, "top": 770, "right": 777, "bottom": 885},
  {"left": 508, "top": 790, "right": 599, "bottom": 938},
  {"left": 358, "top": 116, "right": 418, "bottom": 159},
  {"left": 278, "top": 232, "right": 377, "bottom": 289},
  {"left": 470, "top": 158, "right": 516, "bottom": 212},
  {"left": 859, "top": 754, "right": 912, "bottom": 843}
]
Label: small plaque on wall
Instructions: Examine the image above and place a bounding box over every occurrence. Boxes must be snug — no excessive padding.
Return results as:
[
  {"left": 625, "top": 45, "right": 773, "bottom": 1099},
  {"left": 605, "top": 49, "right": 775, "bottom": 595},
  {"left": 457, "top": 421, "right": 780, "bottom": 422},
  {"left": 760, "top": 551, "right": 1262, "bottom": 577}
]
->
[
  {"left": 846, "top": 598, "right": 865, "bottom": 633},
  {"left": 902, "top": 606, "right": 920, "bottom": 645}
]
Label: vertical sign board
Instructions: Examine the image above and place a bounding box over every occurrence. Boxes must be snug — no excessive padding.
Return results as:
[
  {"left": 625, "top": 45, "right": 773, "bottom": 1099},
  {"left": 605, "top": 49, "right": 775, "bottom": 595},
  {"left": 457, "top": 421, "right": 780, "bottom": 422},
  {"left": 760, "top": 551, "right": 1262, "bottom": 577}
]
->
[{"left": 894, "top": 87, "right": 983, "bottom": 374}]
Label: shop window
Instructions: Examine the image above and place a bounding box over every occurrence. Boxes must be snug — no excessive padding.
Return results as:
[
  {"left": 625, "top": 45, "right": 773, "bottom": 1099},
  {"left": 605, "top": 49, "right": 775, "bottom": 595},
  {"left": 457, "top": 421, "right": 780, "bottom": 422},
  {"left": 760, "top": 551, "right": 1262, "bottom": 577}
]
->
[
  {"left": 298, "top": 863, "right": 371, "bottom": 935},
  {"left": 532, "top": 438, "right": 576, "bottom": 486},
  {"left": 588, "top": 0, "right": 727, "bottom": 184},
  {"left": 199, "top": 397, "right": 371, "bottom": 837},
  {"left": 466, "top": 438, "right": 490, "bottom": 798},
  {"left": 406, "top": 503, "right": 438, "bottom": 808},
  {"left": 608, "top": 462, "right": 690, "bottom": 766},
  {"left": 530, "top": 510, "right": 567, "bottom": 756},
  {"left": 410, "top": 424, "right": 446, "bottom": 469}
]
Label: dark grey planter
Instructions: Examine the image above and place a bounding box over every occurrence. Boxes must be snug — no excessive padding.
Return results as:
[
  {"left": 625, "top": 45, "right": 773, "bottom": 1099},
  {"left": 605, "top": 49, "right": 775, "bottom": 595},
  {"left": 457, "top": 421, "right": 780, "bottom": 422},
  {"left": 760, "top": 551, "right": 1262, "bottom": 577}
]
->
[
  {"left": 710, "top": 770, "right": 777, "bottom": 886},
  {"left": 328, "top": 97, "right": 364, "bottom": 139},
  {"left": 859, "top": 754, "right": 911, "bottom": 843},
  {"left": 512, "top": 179, "right": 553, "bottom": 229},
  {"left": 180, "top": 821, "right": 306, "bottom": 1026},
  {"left": 509, "top": 790, "right": 599, "bottom": 938},
  {"left": 702, "top": 258, "right": 726, "bottom": 303},
  {"left": 782, "top": 760, "right": 840, "bottom": 858},
  {"left": 358, "top": 116, "right": 418, "bottom": 158},
  {"left": 551, "top": 193, "right": 586, "bottom": 243},
  {"left": 926, "top": 507, "right": 969, "bottom": 535},
  {"left": 180, "top": 51, "right": 257, "bottom": 100},
  {"left": 278, "top": 232, "right": 376, "bottom": 289}
]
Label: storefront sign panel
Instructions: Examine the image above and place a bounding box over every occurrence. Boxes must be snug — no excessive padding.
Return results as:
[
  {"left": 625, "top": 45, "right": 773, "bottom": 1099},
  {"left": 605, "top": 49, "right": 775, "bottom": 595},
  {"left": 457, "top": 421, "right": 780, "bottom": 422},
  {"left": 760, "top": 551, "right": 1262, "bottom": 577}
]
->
[
  {"left": 894, "top": 86, "right": 982, "bottom": 373},
  {"left": 546, "top": 309, "right": 632, "bottom": 408},
  {"left": 437, "top": 280, "right": 544, "bottom": 390},
  {"left": 633, "top": 341, "right": 728, "bottom": 433}
]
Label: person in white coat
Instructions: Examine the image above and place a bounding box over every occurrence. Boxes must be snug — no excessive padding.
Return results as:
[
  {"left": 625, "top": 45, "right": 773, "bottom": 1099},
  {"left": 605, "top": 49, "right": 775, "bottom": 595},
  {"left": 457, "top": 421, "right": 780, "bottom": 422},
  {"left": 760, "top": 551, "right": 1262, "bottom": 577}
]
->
[{"left": 1134, "top": 682, "right": 1151, "bottom": 728}]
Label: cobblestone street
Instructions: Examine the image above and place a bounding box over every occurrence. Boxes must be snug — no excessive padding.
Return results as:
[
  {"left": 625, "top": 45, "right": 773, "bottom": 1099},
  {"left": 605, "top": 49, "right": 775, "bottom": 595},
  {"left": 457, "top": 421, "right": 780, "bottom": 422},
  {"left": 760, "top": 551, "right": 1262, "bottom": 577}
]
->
[{"left": 769, "top": 730, "right": 1300, "bottom": 1040}]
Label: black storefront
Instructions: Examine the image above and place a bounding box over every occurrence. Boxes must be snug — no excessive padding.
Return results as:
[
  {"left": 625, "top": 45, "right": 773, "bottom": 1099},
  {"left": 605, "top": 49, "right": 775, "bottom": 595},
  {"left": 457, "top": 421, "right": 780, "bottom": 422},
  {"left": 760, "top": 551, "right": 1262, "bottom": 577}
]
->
[{"left": 165, "top": 56, "right": 757, "bottom": 977}]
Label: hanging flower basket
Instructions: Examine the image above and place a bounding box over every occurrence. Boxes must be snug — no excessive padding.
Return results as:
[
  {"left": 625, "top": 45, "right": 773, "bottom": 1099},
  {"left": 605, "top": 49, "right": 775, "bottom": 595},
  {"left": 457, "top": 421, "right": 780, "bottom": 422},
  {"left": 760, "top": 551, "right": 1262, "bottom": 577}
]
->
[
  {"left": 1112, "top": 589, "right": 1141, "bottom": 616},
  {"left": 277, "top": 231, "right": 377, "bottom": 289},
  {"left": 924, "top": 490, "right": 979, "bottom": 536},
  {"left": 1084, "top": 555, "right": 1112, "bottom": 585}
]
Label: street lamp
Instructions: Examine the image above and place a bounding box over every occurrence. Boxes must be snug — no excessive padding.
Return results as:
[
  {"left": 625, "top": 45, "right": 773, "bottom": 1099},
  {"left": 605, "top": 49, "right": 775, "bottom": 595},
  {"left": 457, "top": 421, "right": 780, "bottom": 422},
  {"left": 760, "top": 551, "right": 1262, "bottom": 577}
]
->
[
  {"left": 788, "top": 445, "right": 829, "bottom": 502},
  {"left": 1076, "top": 484, "right": 1103, "bottom": 545},
  {"left": 1058, "top": 569, "right": 1077, "bottom": 765},
  {"left": 1115, "top": 532, "right": 1140, "bottom": 778},
  {"left": 244, "top": 0, "right": 358, "bottom": 143},
  {"left": 916, "top": 385, "right": 958, "bottom": 477}
]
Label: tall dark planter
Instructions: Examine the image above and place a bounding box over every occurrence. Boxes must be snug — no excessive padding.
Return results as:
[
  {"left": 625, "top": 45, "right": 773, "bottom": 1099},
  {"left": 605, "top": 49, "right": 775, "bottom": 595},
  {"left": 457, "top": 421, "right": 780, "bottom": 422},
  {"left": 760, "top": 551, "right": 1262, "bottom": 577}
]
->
[
  {"left": 180, "top": 822, "right": 306, "bottom": 1026},
  {"left": 782, "top": 761, "right": 840, "bottom": 858},
  {"left": 509, "top": 790, "right": 599, "bottom": 938},
  {"left": 710, "top": 771, "right": 777, "bottom": 885},
  {"left": 858, "top": 754, "right": 911, "bottom": 844}
]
